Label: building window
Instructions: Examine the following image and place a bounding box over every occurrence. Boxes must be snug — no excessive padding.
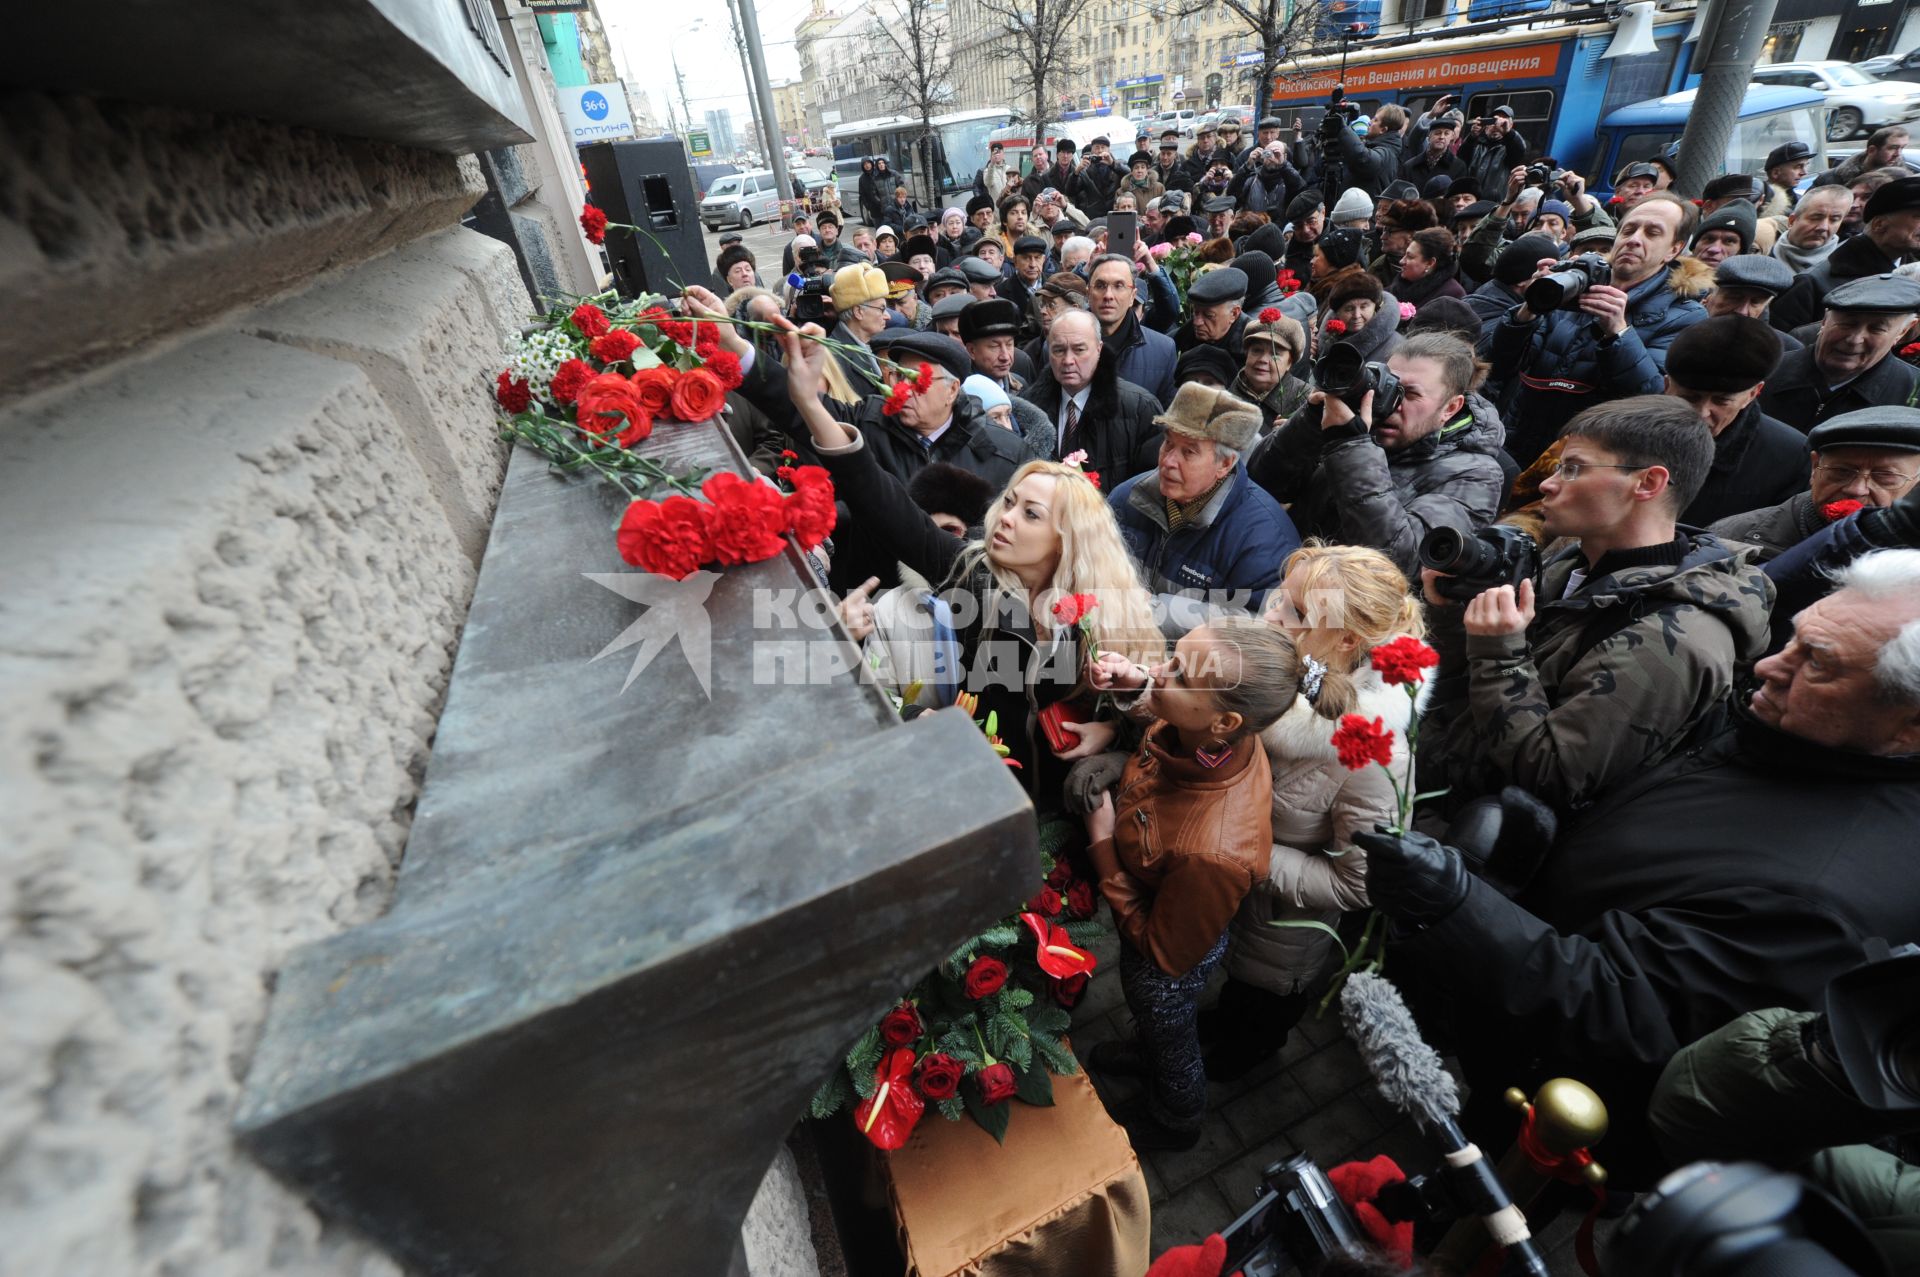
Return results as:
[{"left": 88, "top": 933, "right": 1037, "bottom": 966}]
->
[{"left": 1760, "top": 24, "right": 1805, "bottom": 64}]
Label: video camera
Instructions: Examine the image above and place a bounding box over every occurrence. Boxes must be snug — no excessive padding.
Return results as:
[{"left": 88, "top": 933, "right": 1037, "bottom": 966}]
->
[
  {"left": 1419, "top": 524, "right": 1538, "bottom": 603},
  {"left": 792, "top": 275, "right": 834, "bottom": 323},
  {"left": 1218, "top": 1153, "right": 1369, "bottom": 1276},
  {"left": 1316, "top": 341, "right": 1405, "bottom": 423},
  {"left": 1318, "top": 86, "right": 1360, "bottom": 142},
  {"left": 1525, "top": 251, "right": 1611, "bottom": 312}
]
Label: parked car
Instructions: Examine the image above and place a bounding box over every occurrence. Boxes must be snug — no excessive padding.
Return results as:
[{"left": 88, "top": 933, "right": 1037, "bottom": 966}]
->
[
  {"left": 700, "top": 170, "right": 786, "bottom": 230},
  {"left": 1151, "top": 108, "right": 1197, "bottom": 137},
  {"left": 1856, "top": 48, "right": 1920, "bottom": 81},
  {"left": 690, "top": 161, "right": 740, "bottom": 202},
  {"left": 789, "top": 166, "right": 837, "bottom": 202},
  {"left": 1748, "top": 60, "right": 1920, "bottom": 141}
]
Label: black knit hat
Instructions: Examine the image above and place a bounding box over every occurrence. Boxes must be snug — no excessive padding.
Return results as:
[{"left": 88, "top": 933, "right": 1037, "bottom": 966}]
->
[
  {"left": 1665, "top": 315, "right": 1781, "bottom": 391},
  {"left": 1317, "top": 227, "right": 1366, "bottom": 271},
  {"left": 1403, "top": 296, "right": 1482, "bottom": 344},
  {"left": 907, "top": 462, "right": 995, "bottom": 527},
  {"left": 1494, "top": 232, "right": 1562, "bottom": 286},
  {"left": 1175, "top": 344, "right": 1240, "bottom": 387},
  {"left": 1245, "top": 221, "right": 1289, "bottom": 260}
]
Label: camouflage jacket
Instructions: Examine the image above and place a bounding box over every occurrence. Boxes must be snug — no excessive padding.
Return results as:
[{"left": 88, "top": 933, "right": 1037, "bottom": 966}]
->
[{"left": 1422, "top": 533, "right": 1774, "bottom": 816}]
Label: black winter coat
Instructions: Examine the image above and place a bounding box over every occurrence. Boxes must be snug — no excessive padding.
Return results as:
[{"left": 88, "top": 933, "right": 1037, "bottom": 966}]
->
[
  {"left": 1679, "top": 403, "right": 1810, "bottom": 528},
  {"left": 1327, "top": 128, "right": 1404, "bottom": 199},
  {"left": 1768, "top": 234, "right": 1901, "bottom": 333},
  {"left": 1759, "top": 345, "right": 1920, "bottom": 433},
  {"left": 1397, "top": 712, "right": 1920, "bottom": 1182},
  {"left": 1020, "top": 355, "right": 1164, "bottom": 488}
]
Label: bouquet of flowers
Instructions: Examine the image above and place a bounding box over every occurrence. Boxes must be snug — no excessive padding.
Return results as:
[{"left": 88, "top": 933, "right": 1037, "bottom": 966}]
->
[
  {"left": 1148, "top": 232, "right": 1208, "bottom": 314},
  {"left": 810, "top": 826, "right": 1108, "bottom": 1149}
]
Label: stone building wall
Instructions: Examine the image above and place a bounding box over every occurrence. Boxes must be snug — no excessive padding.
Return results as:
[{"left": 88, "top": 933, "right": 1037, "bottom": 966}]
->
[{"left": 0, "top": 93, "right": 529, "bottom": 1277}]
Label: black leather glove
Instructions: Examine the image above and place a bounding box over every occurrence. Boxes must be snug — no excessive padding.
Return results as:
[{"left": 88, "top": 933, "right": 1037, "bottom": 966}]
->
[
  {"left": 1355, "top": 826, "right": 1471, "bottom": 927},
  {"left": 1443, "top": 786, "right": 1557, "bottom": 894},
  {"left": 1063, "top": 751, "right": 1130, "bottom": 816},
  {"left": 1861, "top": 477, "right": 1920, "bottom": 547}
]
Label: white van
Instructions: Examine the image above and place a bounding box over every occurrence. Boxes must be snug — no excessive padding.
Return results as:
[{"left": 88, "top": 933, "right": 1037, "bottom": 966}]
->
[{"left": 700, "top": 171, "right": 786, "bottom": 231}]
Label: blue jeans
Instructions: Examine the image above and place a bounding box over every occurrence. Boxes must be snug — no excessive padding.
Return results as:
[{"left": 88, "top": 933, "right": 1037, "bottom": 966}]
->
[{"left": 1120, "top": 932, "right": 1229, "bottom": 1131}]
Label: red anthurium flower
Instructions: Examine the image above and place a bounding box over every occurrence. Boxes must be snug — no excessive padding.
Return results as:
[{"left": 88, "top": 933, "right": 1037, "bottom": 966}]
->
[
  {"left": 1020, "top": 911, "right": 1097, "bottom": 978},
  {"left": 853, "top": 1047, "right": 925, "bottom": 1149},
  {"left": 1369, "top": 636, "right": 1440, "bottom": 687}
]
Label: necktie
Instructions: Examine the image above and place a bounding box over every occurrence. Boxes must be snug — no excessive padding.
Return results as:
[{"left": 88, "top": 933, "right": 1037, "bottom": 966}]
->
[{"left": 1062, "top": 398, "right": 1080, "bottom": 454}]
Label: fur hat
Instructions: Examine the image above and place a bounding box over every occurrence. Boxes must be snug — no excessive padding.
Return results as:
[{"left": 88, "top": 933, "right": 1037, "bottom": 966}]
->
[
  {"left": 1330, "top": 187, "right": 1374, "bottom": 224},
  {"left": 1666, "top": 315, "right": 1781, "bottom": 391},
  {"left": 907, "top": 461, "right": 995, "bottom": 527},
  {"left": 1318, "top": 226, "right": 1367, "bottom": 271},
  {"left": 1379, "top": 199, "right": 1438, "bottom": 233},
  {"left": 1326, "top": 270, "right": 1383, "bottom": 315},
  {"left": 830, "top": 263, "right": 889, "bottom": 310},
  {"left": 1153, "top": 382, "right": 1263, "bottom": 453}
]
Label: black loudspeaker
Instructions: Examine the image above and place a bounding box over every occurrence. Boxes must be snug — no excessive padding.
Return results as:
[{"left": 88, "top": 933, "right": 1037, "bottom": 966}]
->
[{"left": 579, "top": 138, "right": 712, "bottom": 299}]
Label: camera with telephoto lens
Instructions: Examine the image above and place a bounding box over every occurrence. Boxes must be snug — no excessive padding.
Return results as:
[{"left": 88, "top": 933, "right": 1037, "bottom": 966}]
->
[
  {"left": 1525, "top": 252, "right": 1612, "bottom": 313},
  {"left": 1611, "top": 1162, "right": 1887, "bottom": 1277},
  {"left": 1419, "top": 524, "right": 1538, "bottom": 603},
  {"left": 793, "top": 276, "right": 834, "bottom": 323},
  {"left": 1316, "top": 342, "right": 1405, "bottom": 423}
]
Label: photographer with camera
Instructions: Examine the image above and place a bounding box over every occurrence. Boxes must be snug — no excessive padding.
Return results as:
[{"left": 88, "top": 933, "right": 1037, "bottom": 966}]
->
[
  {"left": 1460, "top": 164, "right": 1611, "bottom": 299},
  {"left": 1458, "top": 105, "right": 1527, "bottom": 200},
  {"left": 1489, "top": 191, "right": 1707, "bottom": 469},
  {"left": 1246, "top": 332, "right": 1508, "bottom": 581},
  {"left": 1323, "top": 101, "right": 1407, "bottom": 201},
  {"left": 1402, "top": 96, "right": 1469, "bottom": 192},
  {"left": 1419, "top": 395, "right": 1771, "bottom": 816}
]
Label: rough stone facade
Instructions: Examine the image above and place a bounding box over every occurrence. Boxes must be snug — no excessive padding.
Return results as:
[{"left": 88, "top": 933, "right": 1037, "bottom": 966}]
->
[{"left": 0, "top": 102, "right": 527, "bottom": 1275}]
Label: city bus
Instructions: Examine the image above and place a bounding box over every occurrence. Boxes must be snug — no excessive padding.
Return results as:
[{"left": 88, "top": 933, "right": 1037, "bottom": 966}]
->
[{"left": 827, "top": 107, "right": 1017, "bottom": 203}]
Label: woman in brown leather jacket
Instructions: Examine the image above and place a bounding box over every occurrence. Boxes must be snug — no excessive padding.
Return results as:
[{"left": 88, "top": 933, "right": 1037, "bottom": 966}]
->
[{"left": 1081, "top": 616, "right": 1302, "bottom": 1150}]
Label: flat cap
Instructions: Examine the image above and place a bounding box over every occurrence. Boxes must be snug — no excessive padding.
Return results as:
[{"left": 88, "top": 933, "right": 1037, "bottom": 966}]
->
[
  {"left": 1808, "top": 406, "right": 1920, "bottom": 453},
  {"left": 1421, "top": 174, "right": 1454, "bottom": 199},
  {"left": 958, "top": 297, "right": 1022, "bottom": 341},
  {"left": 885, "top": 330, "right": 974, "bottom": 382},
  {"left": 955, "top": 255, "right": 1003, "bottom": 285},
  {"left": 1153, "top": 382, "right": 1263, "bottom": 452},
  {"left": 1491, "top": 104, "right": 1515, "bottom": 118},
  {"left": 1203, "top": 195, "right": 1237, "bottom": 214},
  {"left": 1665, "top": 315, "right": 1780, "bottom": 391},
  {"left": 1822, "top": 272, "right": 1920, "bottom": 314},
  {"left": 1569, "top": 224, "right": 1617, "bottom": 251},
  {"left": 1051, "top": 218, "right": 1077, "bottom": 235},
  {"left": 1618, "top": 161, "right": 1662, "bottom": 183},
  {"left": 1713, "top": 254, "right": 1795, "bottom": 296},
  {"left": 1865, "top": 175, "right": 1920, "bottom": 220},
  {"left": 930, "top": 292, "right": 973, "bottom": 323},
  {"left": 1453, "top": 199, "right": 1498, "bottom": 224},
  {"left": 1245, "top": 312, "right": 1307, "bottom": 362},
  {"left": 1188, "top": 266, "right": 1249, "bottom": 307},
  {"left": 1704, "top": 173, "right": 1765, "bottom": 204},
  {"left": 1766, "top": 141, "right": 1814, "bottom": 171},
  {"left": 1013, "top": 234, "right": 1050, "bottom": 256},
  {"left": 1174, "top": 344, "right": 1239, "bottom": 387},
  {"left": 923, "top": 266, "right": 969, "bottom": 294},
  {"left": 1380, "top": 180, "right": 1420, "bottom": 203}
]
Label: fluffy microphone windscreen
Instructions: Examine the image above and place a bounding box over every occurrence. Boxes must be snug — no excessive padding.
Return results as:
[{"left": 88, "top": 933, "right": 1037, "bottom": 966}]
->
[{"left": 1339, "top": 971, "right": 1460, "bottom": 1130}]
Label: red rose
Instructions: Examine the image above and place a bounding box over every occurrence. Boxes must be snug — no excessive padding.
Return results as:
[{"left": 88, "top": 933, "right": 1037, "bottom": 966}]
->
[
  {"left": 706, "top": 349, "right": 744, "bottom": 391},
  {"left": 631, "top": 366, "right": 678, "bottom": 418},
  {"left": 916, "top": 1052, "right": 964, "bottom": 1100},
  {"left": 962, "top": 956, "right": 1008, "bottom": 999},
  {"left": 576, "top": 372, "right": 653, "bottom": 447},
  {"left": 1369, "top": 636, "right": 1441, "bottom": 687},
  {"left": 1050, "top": 972, "right": 1089, "bottom": 1008},
  {"left": 495, "top": 371, "right": 532, "bottom": 414},
  {"left": 1822, "top": 498, "right": 1866, "bottom": 522},
  {"left": 1026, "top": 885, "right": 1062, "bottom": 916},
  {"left": 616, "top": 495, "right": 712, "bottom": 579},
  {"left": 571, "top": 303, "right": 611, "bottom": 339},
  {"left": 1045, "top": 860, "right": 1073, "bottom": 890},
  {"left": 1051, "top": 592, "right": 1098, "bottom": 626},
  {"left": 589, "top": 328, "right": 642, "bottom": 365},
  {"left": 701, "top": 471, "right": 789, "bottom": 565},
  {"left": 669, "top": 367, "right": 728, "bottom": 421},
  {"left": 549, "top": 358, "right": 594, "bottom": 406},
  {"left": 879, "top": 1001, "right": 923, "bottom": 1047},
  {"left": 1326, "top": 318, "right": 1347, "bottom": 334},
  {"left": 783, "top": 466, "right": 836, "bottom": 548},
  {"left": 579, "top": 204, "right": 608, "bottom": 245},
  {"left": 1332, "top": 714, "right": 1395, "bottom": 771},
  {"left": 1259, "top": 307, "right": 1281, "bottom": 324},
  {"left": 976, "top": 1062, "right": 1016, "bottom": 1105},
  {"left": 1065, "top": 879, "right": 1096, "bottom": 920}
]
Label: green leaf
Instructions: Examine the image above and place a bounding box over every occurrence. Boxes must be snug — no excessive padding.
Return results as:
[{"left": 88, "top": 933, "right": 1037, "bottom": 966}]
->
[
  {"left": 976, "top": 924, "right": 1020, "bottom": 949},
  {"left": 629, "top": 345, "right": 662, "bottom": 370},
  {"left": 1030, "top": 1006, "right": 1072, "bottom": 1036},
  {"left": 846, "top": 1026, "right": 883, "bottom": 1097},
  {"left": 984, "top": 709, "right": 999, "bottom": 737},
  {"left": 935, "top": 1096, "right": 965, "bottom": 1122},
  {"left": 943, "top": 939, "right": 982, "bottom": 978},
  {"left": 1001, "top": 986, "right": 1035, "bottom": 1011},
  {"left": 1031, "top": 1030, "right": 1080, "bottom": 1075},
  {"left": 1062, "top": 920, "right": 1109, "bottom": 947},
  {"left": 1265, "top": 918, "right": 1350, "bottom": 960},
  {"left": 1013, "top": 1063, "right": 1055, "bottom": 1107},
  {"left": 962, "top": 1087, "right": 1012, "bottom": 1144},
  {"left": 808, "top": 1068, "right": 854, "bottom": 1119}
]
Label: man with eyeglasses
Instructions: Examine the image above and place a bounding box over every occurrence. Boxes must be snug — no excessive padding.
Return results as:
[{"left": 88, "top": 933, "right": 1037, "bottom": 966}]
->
[
  {"left": 1419, "top": 395, "right": 1773, "bottom": 816},
  {"left": 1711, "top": 410, "right": 1920, "bottom": 561},
  {"left": 1760, "top": 273, "right": 1920, "bottom": 433},
  {"left": 827, "top": 263, "right": 893, "bottom": 393}
]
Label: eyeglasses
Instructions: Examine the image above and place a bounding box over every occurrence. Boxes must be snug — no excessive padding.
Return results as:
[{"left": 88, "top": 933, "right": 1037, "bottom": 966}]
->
[
  {"left": 1814, "top": 464, "right": 1920, "bottom": 492},
  {"left": 1548, "top": 459, "right": 1646, "bottom": 481}
]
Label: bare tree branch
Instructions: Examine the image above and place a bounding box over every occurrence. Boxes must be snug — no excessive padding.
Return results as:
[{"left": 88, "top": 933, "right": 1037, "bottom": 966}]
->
[
  {"left": 972, "top": 0, "right": 1098, "bottom": 134},
  {"left": 866, "top": 0, "right": 957, "bottom": 205}
]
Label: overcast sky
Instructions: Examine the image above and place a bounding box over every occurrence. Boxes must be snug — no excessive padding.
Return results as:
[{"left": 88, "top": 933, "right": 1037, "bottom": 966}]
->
[{"left": 600, "top": 0, "right": 813, "bottom": 134}]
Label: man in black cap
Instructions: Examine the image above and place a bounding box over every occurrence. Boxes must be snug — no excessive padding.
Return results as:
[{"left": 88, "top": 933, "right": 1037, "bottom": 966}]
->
[
  {"left": 902, "top": 233, "right": 940, "bottom": 281},
  {"left": 1700, "top": 172, "right": 1766, "bottom": 216},
  {"left": 954, "top": 254, "right": 1003, "bottom": 303},
  {"left": 1281, "top": 189, "right": 1326, "bottom": 282},
  {"left": 1459, "top": 104, "right": 1527, "bottom": 201},
  {"left": 922, "top": 265, "right": 969, "bottom": 310},
  {"left": 998, "top": 235, "right": 1051, "bottom": 337},
  {"left": 1229, "top": 140, "right": 1303, "bottom": 217},
  {"left": 1234, "top": 117, "right": 1286, "bottom": 180},
  {"left": 1611, "top": 161, "right": 1663, "bottom": 213},
  {"left": 1761, "top": 273, "right": 1920, "bottom": 433},
  {"left": 1770, "top": 176, "right": 1920, "bottom": 331},
  {"left": 1466, "top": 231, "right": 1562, "bottom": 346},
  {"left": 1025, "top": 141, "right": 1092, "bottom": 208},
  {"left": 1689, "top": 201, "right": 1755, "bottom": 269},
  {"left": 1176, "top": 266, "right": 1250, "bottom": 361},
  {"left": 1711, "top": 408, "right": 1920, "bottom": 559},
  {"left": 1403, "top": 107, "right": 1468, "bottom": 192},
  {"left": 959, "top": 296, "right": 1035, "bottom": 393},
  {"left": 1706, "top": 255, "right": 1799, "bottom": 347},
  {"left": 1203, "top": 194, "right": 1236, "bottom": 240},
  {"left": 964, "top": 191, "right": 997, "bottom": 239},
  {"left": 1662, "top": 315, "right": 1808, "bottom": 526},
  {"left": 1156, "top": 130, "right": 1184, "bottom": 191},
  {"left": 1080, "top": 135, "right": 1121, "bottom": 217},
  {"left": 1762, "top": 141, "right": 1816, "bottom": 219},
  {"left": 927, "top": 291, "right": 970, "bottom": 338},
  {"left": 1172, "top": 344, "right": 1239, "bottom": 389}
]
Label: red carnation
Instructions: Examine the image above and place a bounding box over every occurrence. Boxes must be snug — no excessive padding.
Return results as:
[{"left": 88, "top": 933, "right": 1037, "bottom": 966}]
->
[
  {"left": 571, "top": 303, "right": 611, "bottom": 339},
  {"left": 1822, "top": 498, "right": 1866, "bottom": 523},
  {"left": 705, "top": 348, "right": 744, "bottom": 391},
  {"left": 783, "top": 466, "right": 837, "bottom": 548},
  {"left": 1369, "top": 636, "right": 1441, "bottom": 687},
  {"left": 549, "top": 358, "right": 594, "bottom": 406},
  {"left": 916, "top": 1053, "right": 965, "bottom": 1100},
  {"left": 694, "top": 324, "right": 721, "bottom": 357},
  {"left": 589, "top": 328, "right": 642, "bottom": 365},
  {"left": 962, "top": 955, "right": 1008, "bottom": 999},
  {"left": 1332, "top": 714, "right": 1395, "bottom": 771},
  {"left": 776, "top": 464, "right": 796, "bottom": 483},
  {"left": 913, "top": 361, "right": 934, "bottom": 391},
  {"left": 579, "top": 203, "right": 608, "bottom": 245},
  {"left": 1259, "top": 307, "right": 1282, "bottom": 324},
  {"left": 495, "top": 370, "right": 532, "bottom": 413},
  {"left": 1065, "top": 879, "right": 1097, "bottom": 920},
  {"left": 976, "top": 1062, "right": 1017, "bottom": 1105},
  {"left": 659, "top": 317, "right": 696, "bottom": 347},
  {"left": 576, "top": 372, "right": 653, "bottom": 447},
  {"left": 701, "top": 471, "right": 789, "bottom": 565},
  {"left": 1326, "top": 318, "right": 1348, "bottom": 334},
  {"left": 631, "top": 366, "right": 678, "bottom": 418},
  {"left": 669, "top": 367, "right": 728, "bottom": 421},
  {"left": 1903, "top": 341, "right": 1920, "bottom": 359},
  {"left": 1026, "top": 885, "right": 1062, "bottom": 916},
  {"left": 879, "top": 1001, "right": 924, "bottom": 1047},
  {"left": 881, "top": 382, "right": 914, "bottom": 416},
  {"left": 1051, "top": 592, "right": 1098, "bottom": 626},
  {"left": 616, "top": 495, "right": 712, "bottom": 579},
  {"left": 1082, "top": 469, "right": 1101, "bottom": 490},
  {"left": 1050, "top": 972, "right": 1089, "bottom": 1008},
  {"left": 780, "top": 448, "right": 799, "bottom": 462}
]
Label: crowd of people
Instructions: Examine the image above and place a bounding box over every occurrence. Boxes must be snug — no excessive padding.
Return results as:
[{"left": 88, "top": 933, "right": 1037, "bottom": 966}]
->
[{"left": 679, "top": 104, "right": 1920, "bottom": 1266}]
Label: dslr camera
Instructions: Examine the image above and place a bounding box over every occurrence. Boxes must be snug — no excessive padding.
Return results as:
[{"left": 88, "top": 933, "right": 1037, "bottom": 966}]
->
[
  {"left": 1316, "top": 341, "right": 1405, "bottom": 423},
  {"left": 1419, "top": 524, "right": 1537, "bottom": 603},
  {"left": 1525, "top": 251, "right": 1611, "bottom": 312}
]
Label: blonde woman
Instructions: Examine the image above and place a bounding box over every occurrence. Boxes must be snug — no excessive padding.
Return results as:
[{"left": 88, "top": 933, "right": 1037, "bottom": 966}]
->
[
  {"left": 772, "top": 322, "right": 1163, "bottom": 816},
  {"left": 1202, "top": 542, "right": 1430, "bottom": 1081}
]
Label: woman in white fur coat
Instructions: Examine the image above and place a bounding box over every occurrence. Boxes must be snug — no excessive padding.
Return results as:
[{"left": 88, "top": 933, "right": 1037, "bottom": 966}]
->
[{"left": 1202, "top": 542, "right": 1431, "bottom": 1081}]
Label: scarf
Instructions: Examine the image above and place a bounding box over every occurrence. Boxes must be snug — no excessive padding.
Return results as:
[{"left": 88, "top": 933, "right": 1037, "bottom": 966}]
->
[
  {"left": 1773, "top": 234, "right": 1838, "bottom": 273},
  {"left": 1393, "top": 263, "right": 1458, "bottom": 308},
  {"left": 1165, "top": 474, "right": 1230, "bottom": 530}
]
